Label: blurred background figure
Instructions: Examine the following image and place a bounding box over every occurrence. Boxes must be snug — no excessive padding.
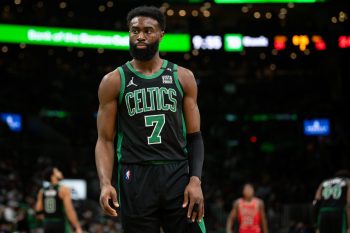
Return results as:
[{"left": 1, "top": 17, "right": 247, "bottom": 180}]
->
[
  {"left": 35, "top": 167, "right": 82, "bottom": 233},
  {"left": 313, "top": 170, "right": 350, "bottom": 233},
  {"left": 226, "top": 183, "right": 268, "bottom": 233}
]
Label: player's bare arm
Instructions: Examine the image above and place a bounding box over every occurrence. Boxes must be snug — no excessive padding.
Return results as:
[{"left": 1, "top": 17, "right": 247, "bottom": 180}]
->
[
  {"left": 226, "top": 200, "right": 238, "bottom": 233},
  {"left": 60, "top": 186, "right": 82, "bottom": 233},
  {"left": 177, "top": 67, "right": 200, "bottom": 134},
  {"left": 178, "top": 66, "right": 205, "bottom": 222},
  {"left": 34, "top": 189, "right": 44, "bottom": 220},
  {"left": 95, "top": 69, "right": 120, "bottom": 217},
  {"left": 260, "top": 199, "right": 269, "bottom": 233},
  {"left": 315, "top": 184, "right": 322, "bottom": 200},
  {"left": 313, "top": 184, "right": 322, "bottom": 230}
]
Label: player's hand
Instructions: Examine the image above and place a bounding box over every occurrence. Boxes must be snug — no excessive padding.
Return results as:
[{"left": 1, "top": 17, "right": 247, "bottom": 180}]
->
[
  {"left": 75, "top": 227, "right": 83, "bottom": 233},
  {"left": 347, "top": 229, "right": 350, "bottom": 233},
  {"left": 183, "top": 176, "right": 204, "bottom": 223},
  {"left": 99, "top": 184, "right": 119, "bottom": 216}
]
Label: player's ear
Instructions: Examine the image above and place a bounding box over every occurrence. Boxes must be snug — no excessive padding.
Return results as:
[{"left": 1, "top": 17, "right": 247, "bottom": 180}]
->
[{"left": 159, "top": 31, "right": 164, "bottom": 42}]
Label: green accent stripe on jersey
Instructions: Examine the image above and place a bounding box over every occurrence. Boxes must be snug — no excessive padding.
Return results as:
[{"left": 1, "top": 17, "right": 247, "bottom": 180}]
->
[
  {"left": 116, "top": 131, "right": 123, "bottom": 162},
  {"left": 342, "top": 207, "right": 347, "bottom": 233},
  {"left": 117, "top": 67, "right": 125, "bottom": 105},
  {"left": 117, "top": 163, "right": 121, "bottom": 204},
  {"left": 197, "top": 219, "right": 206, "bottom": 233},
  {"left": 116, "top": 129, "right": 123, "bottom": 204},
  {"left": 126, "top": 59, "right": 168, "bottom": 79},
  {"left": 61, "top": 198, "right": 70, "bottom": 233},
  {"left": 181, "top": 113, "right": 187, "bottom": 140},
  {"left": 181, "top": 112, "right": 188, "bottom": 154},
  {"left": 65, "top": 218, "right": 71, "bottom": 233},
  {"left": 173, "top": 64, "right": 184, "bottom": 97}
]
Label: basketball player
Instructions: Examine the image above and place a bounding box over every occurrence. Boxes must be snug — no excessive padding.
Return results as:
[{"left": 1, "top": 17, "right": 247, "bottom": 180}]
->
[
  {"left": 226, "top": 183, "right": 269, "bottom": 233},
  {"left": 95, "top": 5, "right": 205, "bottom": 233},
  {"left": 35, "top": 167, "right": 82, "bottom": 233},
  {"left": 313, "top": 170, "right": 350, "bottom": 233}
]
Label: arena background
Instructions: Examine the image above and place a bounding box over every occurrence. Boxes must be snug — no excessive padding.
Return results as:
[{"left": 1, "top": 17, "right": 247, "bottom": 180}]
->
[{"left": 0, "top": 0, "right": 350, "bottom": 232}]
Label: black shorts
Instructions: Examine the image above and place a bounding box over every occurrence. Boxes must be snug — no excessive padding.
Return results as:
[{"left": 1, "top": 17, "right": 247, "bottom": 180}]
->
[
  {"left": 118, "top": 160, "right": 206, "bottom": 233},
  {"left": 44, "top": 219, "right": 70, "bottom": 233},
  {"left": 318, "top": 209, "right": 347, "bottom": 233}
]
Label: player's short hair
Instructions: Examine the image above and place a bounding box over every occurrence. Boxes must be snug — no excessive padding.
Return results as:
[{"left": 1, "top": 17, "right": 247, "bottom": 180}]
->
[
  {"left": 243, "top": 182, "right": 254, "bottom": 188},
  {"left": 335, "top": 169, "right": 350, "bottom": 178},
  {"left": 127, "top": 6, "right": 166, "bottom": 31},
  {"left": 42, "top": 166, "right": 55, "bottom": 182}
]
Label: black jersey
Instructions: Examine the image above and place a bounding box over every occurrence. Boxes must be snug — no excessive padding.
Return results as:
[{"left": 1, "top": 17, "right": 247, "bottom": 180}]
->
[
  {"left": 320, "top": 177, "right": 348, "bottom": 210},
  {"left": 116, "top": 60, "right": 187, "bottom": 164},
  {"left": 42, "top": 184, "right": 65, "bottom": 219}
]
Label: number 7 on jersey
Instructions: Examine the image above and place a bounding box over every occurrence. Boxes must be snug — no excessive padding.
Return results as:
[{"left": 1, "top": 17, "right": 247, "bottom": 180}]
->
[{"left": 144, "top": 114, "right": 165, "bottom": 145}]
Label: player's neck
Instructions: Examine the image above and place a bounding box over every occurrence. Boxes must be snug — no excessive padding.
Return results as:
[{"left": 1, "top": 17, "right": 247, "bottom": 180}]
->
[
  {"left": 131, "top": 54, "right": 163, "bottom": 75},
  {"left": 51, "top": 179, "right": 59, "bottom": 185},
  {"left": 243, "top": 197, "right": 253, "bottom": 202}
]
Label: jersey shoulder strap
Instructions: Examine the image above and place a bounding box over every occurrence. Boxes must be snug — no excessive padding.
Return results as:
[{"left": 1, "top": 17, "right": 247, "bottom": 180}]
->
[
  {"left": 116, "top": 66, "right": 126, "bottom": 105},
  {"left": 171, "top": 62, "right": 185, "bottom": 97}
]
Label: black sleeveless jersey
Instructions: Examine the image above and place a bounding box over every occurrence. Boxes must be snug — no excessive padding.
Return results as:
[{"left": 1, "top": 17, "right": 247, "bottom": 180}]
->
[
  {"left": 320, "top": 177, "right": 348, "bottom": 210},
  {"left": 116, "top": 60, "right": 187, "bottom": 164},
  {"left": 42, "top": 184, "right": 66, "bottom": 219}
]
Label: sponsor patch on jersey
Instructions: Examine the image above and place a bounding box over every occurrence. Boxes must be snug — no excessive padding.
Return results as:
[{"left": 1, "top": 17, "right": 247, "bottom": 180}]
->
[
  {"left": 44, "top": 190, "right": 57, "bottom": 196},
  {"left": 162, "top": 75, "right": 173, "bottom": 84}
]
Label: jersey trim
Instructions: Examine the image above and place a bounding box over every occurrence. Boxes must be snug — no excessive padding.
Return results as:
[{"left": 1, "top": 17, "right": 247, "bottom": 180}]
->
[
  {"left": 116, "top": 129, "right": 123, "bottom": 204},
  {"left": 173, "top": 64, "right": 184, "bottom": 97},
  {"left": 116, "top": 131, "right": 123, "bottom": 162},
  {"left": 117, "top": 163, "right": 121, "bottom": 204},
  {"left": 117, "top": 67, "right": 125, "bottom": 105},
  {"left": 197, "top": 219, "right": 206, "bottom": 233},
  {"left": 65, "top": 218, "right": 71, "bottom": 233},
  {"left": 126, "top": 59, "right": 168, "bottom": 79},
  {"left": 342, "top": 207, "right": 347, "bottom": 233},
  {"left": 181, "top": 113, "right": 188, "bottom": 154}
]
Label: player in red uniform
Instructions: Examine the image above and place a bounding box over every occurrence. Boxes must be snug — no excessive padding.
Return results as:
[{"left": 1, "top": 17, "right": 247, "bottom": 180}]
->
[{"left": 226, "top": 183, "right": 269, "bottom": 233}]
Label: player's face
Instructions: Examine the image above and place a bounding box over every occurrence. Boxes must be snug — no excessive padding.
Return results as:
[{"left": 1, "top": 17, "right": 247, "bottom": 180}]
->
[
  {"left": 243, "top": 184, "right": 254, "bottom": 198},
  {"left": 53, "top": 168, "right": 64, "bottom": 181},
  {"left": 129, "top": 16, "right": 164, "bottom": 61}
]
